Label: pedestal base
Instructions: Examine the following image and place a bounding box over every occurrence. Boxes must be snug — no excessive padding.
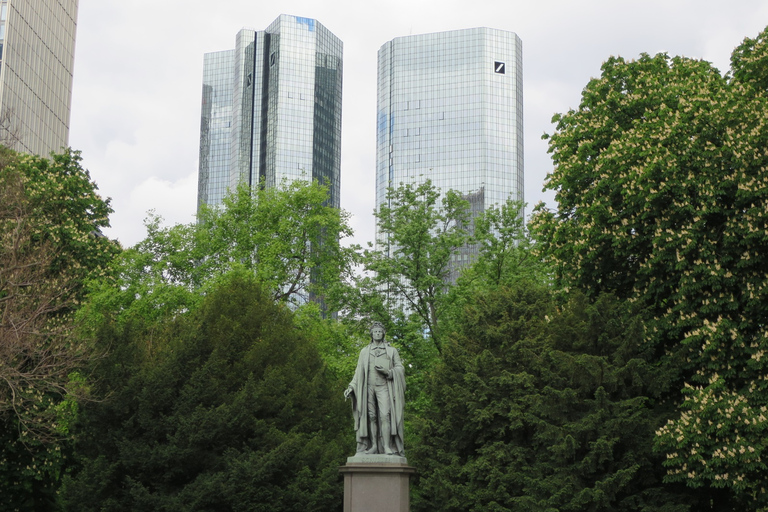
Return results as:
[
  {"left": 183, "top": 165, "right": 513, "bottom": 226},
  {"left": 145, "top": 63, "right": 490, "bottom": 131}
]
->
[{"left": 339, "top": 457, "right": 416, "bottom": 512}]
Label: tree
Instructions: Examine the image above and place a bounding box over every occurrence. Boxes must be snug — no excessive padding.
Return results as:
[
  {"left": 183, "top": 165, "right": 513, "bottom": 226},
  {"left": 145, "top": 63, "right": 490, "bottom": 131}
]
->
[
  {"left": 469, "top": 199, "right": 532, "bottom": 286},
  {"left": 530, "top": 26, "right": 768, "bottom": 507},
  {"left": 0, "top": 148, "right": 119, "bottom": 510},
  {"left": 439, "top": 198, "right": 552, "bottom": 354},
  {"left": 114, "top": 179, "right": 356, "bottom": 314},
  {"left": 80, "top": 178, "right": 357, "bottom": 351},
  {"left": 412, "top": 285, "right": 700, "bottom": 512},
  {"left": 195, "top": 180, "right": 356, "bottom": 308},
  {"left": 61, "top": 176, "right": 366, "bottom": 510},
  {"left": 447, "top": 198, "right": 550, "bottom": 315},
  {"left": 63, "top": 271, "right": 348, "bottom": 511},
  {"left": 0, "top": 107, "right": 24, "bottom": 149},
  {"left": 360, "top": 180, "right": 470, "bottom": 354}
]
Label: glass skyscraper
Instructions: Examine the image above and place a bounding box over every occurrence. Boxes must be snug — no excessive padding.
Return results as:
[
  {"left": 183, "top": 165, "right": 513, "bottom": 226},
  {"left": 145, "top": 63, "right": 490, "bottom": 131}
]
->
[
  {"left": 198, "top": 15, "right": 343, "bottom": 211},
  {"left": 376, "top": 28, "right": 523, "bottom": 278},
  {"left": 0, "top": 0, "right": 78, "bottom": 155}
]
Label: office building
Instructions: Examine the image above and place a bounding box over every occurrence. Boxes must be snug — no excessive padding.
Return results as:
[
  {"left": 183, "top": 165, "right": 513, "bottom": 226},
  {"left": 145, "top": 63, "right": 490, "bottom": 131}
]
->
[
  {"left": 198, "top": 15, "right": 343, "bottom": 211},
  {"left": 375, "top": 28, "right": 523, "bottom": 279},
  {"left": 0, "top": 0, "right": 79, "bottom": 155}
]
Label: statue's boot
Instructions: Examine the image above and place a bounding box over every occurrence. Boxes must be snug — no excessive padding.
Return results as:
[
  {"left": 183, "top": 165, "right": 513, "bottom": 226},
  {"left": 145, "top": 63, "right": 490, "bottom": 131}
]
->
[{"left": 364, "top": 421, "right": 379, "bottom": 454}]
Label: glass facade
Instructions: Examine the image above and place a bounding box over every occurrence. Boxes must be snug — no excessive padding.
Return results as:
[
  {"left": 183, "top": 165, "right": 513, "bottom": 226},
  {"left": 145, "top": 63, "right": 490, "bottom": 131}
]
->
[
  {"left": 198, "top": 50, "right": 234, "bottom": 208},
  {"left": 198, "top": 15, "right": 343, "bottom": 211},
  {"left": 375, "top": 28, "right": 523, "bottom": 279},
  {"left": 0, "top": 0, "right": 78, "bottom": 155}
]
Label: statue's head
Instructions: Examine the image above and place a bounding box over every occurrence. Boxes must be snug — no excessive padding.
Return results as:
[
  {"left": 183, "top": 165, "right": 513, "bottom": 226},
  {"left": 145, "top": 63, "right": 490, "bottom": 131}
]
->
[{"left": 370, "top": 321, "right": 386, "bottom": 343}]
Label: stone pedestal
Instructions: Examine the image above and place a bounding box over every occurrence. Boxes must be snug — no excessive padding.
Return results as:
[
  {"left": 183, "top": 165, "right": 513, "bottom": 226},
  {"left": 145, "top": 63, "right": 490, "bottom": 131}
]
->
[{"left": 339, "top": 455, "right": 416, "bottom": 512}]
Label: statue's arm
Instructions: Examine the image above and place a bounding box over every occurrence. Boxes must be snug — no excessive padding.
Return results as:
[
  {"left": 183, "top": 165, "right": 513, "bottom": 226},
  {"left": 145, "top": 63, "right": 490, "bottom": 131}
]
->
[
  {"left": 346, "top": 371, "right": 358, "bottom": 398},
  {"left": 387, "top": 348, "right": 404, "bottom": 380}
]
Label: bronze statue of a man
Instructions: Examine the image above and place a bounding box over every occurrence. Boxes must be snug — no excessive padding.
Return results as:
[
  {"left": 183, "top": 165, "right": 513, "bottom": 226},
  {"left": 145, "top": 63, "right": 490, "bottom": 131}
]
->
[{"left": 344, "top": 322, "right": 406, "bottom": 455}]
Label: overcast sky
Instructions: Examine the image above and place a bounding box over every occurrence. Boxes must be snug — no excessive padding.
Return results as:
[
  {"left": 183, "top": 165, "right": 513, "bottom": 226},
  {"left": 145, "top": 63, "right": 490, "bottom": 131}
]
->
[{"left": 69, "top": 0, "right": 768, "bottom": 248}]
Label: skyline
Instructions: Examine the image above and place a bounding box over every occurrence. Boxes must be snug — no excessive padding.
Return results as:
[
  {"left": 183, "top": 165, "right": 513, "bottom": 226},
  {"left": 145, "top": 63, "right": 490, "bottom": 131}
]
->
[{"left": 68, "top": 0, "right": 768, "bottom": 248}]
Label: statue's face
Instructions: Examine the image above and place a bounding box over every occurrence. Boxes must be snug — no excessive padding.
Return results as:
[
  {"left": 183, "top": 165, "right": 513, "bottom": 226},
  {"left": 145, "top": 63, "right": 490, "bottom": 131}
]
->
[{"left": 371, "top": 326, "right": 385, "bottom": 342}]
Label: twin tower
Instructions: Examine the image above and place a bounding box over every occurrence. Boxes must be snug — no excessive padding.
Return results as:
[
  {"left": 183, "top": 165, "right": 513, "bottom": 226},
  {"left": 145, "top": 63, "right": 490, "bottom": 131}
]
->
[{"left": 197, "top": 14, "right": 523, "bottom": 239}]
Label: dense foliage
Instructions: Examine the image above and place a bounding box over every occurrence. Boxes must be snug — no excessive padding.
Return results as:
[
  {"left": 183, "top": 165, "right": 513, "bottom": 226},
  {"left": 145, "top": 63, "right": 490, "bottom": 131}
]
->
[
  {"left": 195, "top": 180, "right": 356, "bottom": 308},
  {"left": 79, "top": 177, "right": 361, "bottom": 382},
  {"left": 63, "top": 272, "right": 348, "bottom": 511},
  {"left": 101, "top": 179, "right": 355, "bottom": 322},
  {"left": 412, "top": 285, "right": 698, "bottom": 511},
  {"left": 464, "top": 199, "right": 539, "bottom": 288},
  {"left": 0, "top": 148, "right": 119, "bottom": 510},
  {"left": 445, "top": 199, "right": 550, "bottom": 336},
  {"left": 530, "top": 26, "right": 768, "bottom": 507}
]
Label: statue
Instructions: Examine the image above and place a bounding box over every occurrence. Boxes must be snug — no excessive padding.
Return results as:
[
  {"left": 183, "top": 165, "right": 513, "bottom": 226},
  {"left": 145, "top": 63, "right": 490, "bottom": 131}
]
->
[{"left": 344, "top": 322, "right": 406, "bottom": 456}]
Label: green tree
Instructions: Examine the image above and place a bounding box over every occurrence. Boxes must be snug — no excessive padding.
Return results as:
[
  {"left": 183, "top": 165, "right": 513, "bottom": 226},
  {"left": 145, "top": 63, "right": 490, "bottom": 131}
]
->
[
  {"left": 530, "top": 26, "right": 768, "bottom": 507},
  {"left": 446, "top": 198, "right": 550, "bottom": 329},
  {"left": 0, "top": 148, "right": 119, "bottom": 510},
  {"left": 63, "top": 271, "right": 348, "bottom": 511},
  {"left": 413, "top": 285, "right": 699, "bottom": 512},
  {"left": 359, "top": 180, "right": 470, "bottom": 354},
  {"left": 195, "top": 180, "right": 356, "bottom": 308},
  {"left": 97, "top": 179, "right": 356, "bottom": 322},
  {"left": 436, "top": 198, "right": 551, "bottom": 369},
  {"left": 77, "top": 178, "right": 357, "bottom": 371},
  {"left": 79, "top": 178, "right": 360, "bottom": 396},
  {"left": 469, "top": 199, "right": 537, "bottom": 287}
]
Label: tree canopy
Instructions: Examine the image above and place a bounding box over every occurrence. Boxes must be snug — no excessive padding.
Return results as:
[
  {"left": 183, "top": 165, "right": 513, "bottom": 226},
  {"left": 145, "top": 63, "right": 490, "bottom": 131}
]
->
[
  {"left": 195, "top": 180, "right": 356, "bottom": 307},
  {"left": 63, "top": 271, "right": 348, "bottom": 512},
  {"left": 413, "top": 285, "right": 697, "bottom": 511},
  {"left": 60, "top": 180, "right": 359, "bottom": 510},
  {"left": 98, "top": 179, "right": 356, "bottom": 324},
  {"left": 530, "top": 26, "right": 768, "bottom": 507},
  {"left": 358, "top": 179, "right": 470, "bottom": 354}
]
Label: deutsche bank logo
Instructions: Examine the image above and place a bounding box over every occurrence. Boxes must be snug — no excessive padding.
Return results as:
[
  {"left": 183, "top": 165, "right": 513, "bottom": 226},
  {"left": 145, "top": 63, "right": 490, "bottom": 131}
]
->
[{"left": 494, "top": 61, "right": 505, "bottom": 74}]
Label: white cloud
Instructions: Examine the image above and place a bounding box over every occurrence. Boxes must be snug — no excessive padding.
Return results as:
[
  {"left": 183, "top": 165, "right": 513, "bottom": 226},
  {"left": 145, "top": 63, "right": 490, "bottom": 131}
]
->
[{"left": 102, "top": 173, "right": 198, "bottom": 248}]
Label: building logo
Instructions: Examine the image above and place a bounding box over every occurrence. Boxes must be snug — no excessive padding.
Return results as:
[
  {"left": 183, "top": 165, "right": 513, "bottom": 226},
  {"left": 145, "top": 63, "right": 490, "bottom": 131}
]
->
[{"left": 494, "top": 61, "right": 505, "bottom": 74}]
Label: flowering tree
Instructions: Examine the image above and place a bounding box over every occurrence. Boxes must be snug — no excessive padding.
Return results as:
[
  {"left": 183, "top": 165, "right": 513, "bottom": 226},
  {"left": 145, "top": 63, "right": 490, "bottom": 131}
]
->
[
  {"left": 530, "top": 27, "right": 768, "bottom": 507},
  {"left": 0, "top": 148, "right": 119, "bottom": 508},
  {"left": 0, "top": 148, "right": 118, "bottom": 434}
]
